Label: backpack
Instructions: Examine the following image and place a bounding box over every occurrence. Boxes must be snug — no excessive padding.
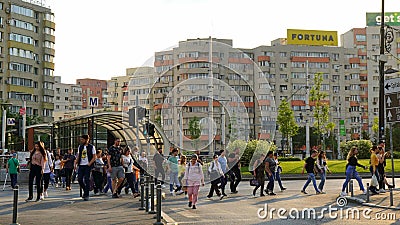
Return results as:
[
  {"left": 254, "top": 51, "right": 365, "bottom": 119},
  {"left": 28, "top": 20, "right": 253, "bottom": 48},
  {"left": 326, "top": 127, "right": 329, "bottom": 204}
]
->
[{"left": 94, "top": 158, "right": 105, "bottom": 169}]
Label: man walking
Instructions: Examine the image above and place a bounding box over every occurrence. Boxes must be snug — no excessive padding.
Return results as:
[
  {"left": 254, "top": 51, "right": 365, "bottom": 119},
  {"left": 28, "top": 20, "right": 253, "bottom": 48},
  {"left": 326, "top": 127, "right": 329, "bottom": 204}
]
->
[
  {"left": 6, "top": 153, "right": 20, "bottom": 188},
  {"left": 76, "top": 134, "right": 97, "bottom": 201},
  {"left": 154, "top": 147, "right": 166, "bottom": 188},
  {"left": 301, "top": 150, "right": 322, "bottom": 195},
  {"left": 228, "top": 148, "right": 241, "bottom": 194},
  {"left": 107, "top": 138, "right": 124, "bottom": 198}
]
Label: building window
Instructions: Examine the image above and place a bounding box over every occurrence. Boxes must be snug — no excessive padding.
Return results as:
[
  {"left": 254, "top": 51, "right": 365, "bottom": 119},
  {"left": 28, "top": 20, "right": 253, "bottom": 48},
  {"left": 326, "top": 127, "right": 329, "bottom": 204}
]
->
[
  {"left": 355, "top": 34, "right": 366, "bottom": 42},
  {"left": 11, "top": 5, "right": 34, "bottom": 17}
]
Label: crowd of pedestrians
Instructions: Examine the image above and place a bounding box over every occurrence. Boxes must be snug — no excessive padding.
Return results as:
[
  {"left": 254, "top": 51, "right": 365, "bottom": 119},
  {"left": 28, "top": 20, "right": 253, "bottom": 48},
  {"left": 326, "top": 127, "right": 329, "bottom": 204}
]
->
[{"left": 2, "top": 136, "right": 394, "bottom": 211}]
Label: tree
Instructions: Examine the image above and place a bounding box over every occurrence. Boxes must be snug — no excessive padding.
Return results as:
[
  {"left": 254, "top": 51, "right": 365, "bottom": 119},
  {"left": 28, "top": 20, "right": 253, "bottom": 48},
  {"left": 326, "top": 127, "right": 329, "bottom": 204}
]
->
[
  {"left": 188, "top": 117, "right": 201, "bottom": 149},
  {"left": 154, "top": 115, "right": 162, "bottom": 128},
  {"left": 277, "top": 98, "right": 298, "bottom": 154},
  {"left": 310, "top": 72, "right": 330, "bottom": 146}
]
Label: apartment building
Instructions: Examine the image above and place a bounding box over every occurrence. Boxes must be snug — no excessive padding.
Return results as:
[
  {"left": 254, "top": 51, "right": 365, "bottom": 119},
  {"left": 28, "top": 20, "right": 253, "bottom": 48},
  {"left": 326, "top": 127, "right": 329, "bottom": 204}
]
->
[
  {"left": 76, "top": 78, "right": 107, "bottom": 109},
  {"left": 341, "top": 18, "right": 400, "bottom": 137},
  {"left": 53, "top": 76, "right": 82, "bottom": 120},
  {"left": 0, "top": 0, "right": 55, "bottom": 123},
  {"left": 148, "top": 34, "right": 367, "bottom": 152}
]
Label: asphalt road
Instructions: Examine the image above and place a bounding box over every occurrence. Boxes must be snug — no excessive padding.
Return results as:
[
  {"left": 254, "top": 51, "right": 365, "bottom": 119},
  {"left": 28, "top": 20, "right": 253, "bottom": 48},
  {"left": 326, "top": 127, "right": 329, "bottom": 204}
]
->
[{"left": 161, "top": 178, "right": 400, "bottom": 225}]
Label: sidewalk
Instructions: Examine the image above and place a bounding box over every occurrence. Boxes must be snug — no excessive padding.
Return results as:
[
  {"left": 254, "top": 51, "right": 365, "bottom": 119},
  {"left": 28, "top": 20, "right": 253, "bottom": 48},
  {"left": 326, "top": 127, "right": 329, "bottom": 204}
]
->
[
  {"left": 346, "top": 187, "right": 400, "bottom": 210},
  {"left": 0, "top": 184, "right": 160, "bottom": 225}
]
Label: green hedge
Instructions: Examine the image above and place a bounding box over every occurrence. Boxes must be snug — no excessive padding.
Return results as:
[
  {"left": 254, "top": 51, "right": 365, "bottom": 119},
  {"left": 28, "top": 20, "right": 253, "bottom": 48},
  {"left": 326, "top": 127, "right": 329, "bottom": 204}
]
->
[
  {"left": 340, "top": 140, "right": 373, "bottom": 159},
  {"left": 278, "top": 157, "right": 302, "bottom": 161}
]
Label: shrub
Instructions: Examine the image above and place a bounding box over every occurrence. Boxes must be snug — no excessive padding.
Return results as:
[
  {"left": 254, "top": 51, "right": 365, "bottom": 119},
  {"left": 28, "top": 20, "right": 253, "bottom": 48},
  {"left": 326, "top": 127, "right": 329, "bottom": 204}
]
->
[
  {"left": 278, "top": 157, "right": 302, "bottom": 161},
  {"left": 340, "top": 140, "right": 373, "bottom": 159}
]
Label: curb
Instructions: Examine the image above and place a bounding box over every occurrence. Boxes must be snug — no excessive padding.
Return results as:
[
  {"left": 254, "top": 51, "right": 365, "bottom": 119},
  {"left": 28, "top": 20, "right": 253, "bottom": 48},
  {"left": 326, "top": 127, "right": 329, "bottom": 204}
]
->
[
  {"left": 162, "top": 211, "right": 178, "bottom": 225},
  {"left": 345, "top": 193, "right": 400, "bottom": 210},
  {"left": 241, "top": 174, "right": 400, "bottom": 181}
]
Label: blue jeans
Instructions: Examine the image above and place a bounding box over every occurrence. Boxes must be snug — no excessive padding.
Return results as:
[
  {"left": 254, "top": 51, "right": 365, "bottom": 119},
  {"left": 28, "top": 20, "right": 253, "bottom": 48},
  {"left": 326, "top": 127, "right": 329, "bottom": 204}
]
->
[
  {"left": 342, "top": 165, "right": 365, "bottom": 192},
  {"left": 103, "top": 176, "right": 113, "bottom": 193},
  {"left": 78, "top": 165, "right": 91, "bottom": 198},
  {"left": 318, "top": 170, "right": 326, "bottom": 191},
  {"left": 274, "top": 171, "right": 284, "bottom": 190},
  {"left": 266, "top": 173, "right": 275, "bottom": 192},
  {"left": 10, "top": 174, "right": 18, "bottom": 188},
  {"left": 169, "top": 171, "right": 180, "bottom": 192},
  {"left": 302, "top": 173, "right": 320, "bottom": 192}
]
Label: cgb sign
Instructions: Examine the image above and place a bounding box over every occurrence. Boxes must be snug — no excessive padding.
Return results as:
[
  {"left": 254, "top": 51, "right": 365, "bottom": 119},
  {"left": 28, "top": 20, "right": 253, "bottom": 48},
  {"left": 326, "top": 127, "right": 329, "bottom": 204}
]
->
[
  {"left": 287, "top": 29, "right": 338, "bottom": 46},
  {"left": 366, "top": 12, "right": 400, "bottom": 26}
]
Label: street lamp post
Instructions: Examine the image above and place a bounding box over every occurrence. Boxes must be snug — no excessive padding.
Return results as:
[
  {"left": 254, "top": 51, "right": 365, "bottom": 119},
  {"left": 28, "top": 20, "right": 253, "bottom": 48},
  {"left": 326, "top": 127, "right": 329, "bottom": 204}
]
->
[
  {"left": 1, "top": 103, "right": 12, "bottom": 150},
  {"left": 378, "top": 0, "right": 386, "bottom": 142}
]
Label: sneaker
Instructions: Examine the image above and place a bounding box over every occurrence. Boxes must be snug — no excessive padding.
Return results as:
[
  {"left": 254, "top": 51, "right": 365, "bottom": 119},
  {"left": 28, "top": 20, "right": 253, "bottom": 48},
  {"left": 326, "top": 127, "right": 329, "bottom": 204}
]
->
[
  {"left": 36, "top": 199, "right": 42, "bottom": 202},
  {"left": 176, "top": 190, "right": 184, "bottom": 195},
  {"left": 362, "top": 190, "right": 367, "bottom": 195},
  {"left": 188, "top": 201, "right": 192, "bottom": 207},
  {"left": 112, "top": 193, "right": 120, "bottom": 198},
  {"left": 206, "top": 195, "right": 212, "bottom": 199},
  {"left": 387, "top": 184, "right": 394, "bottom": 189},
  {"left": 25, "top": 198, "right": 34, "bottom": 202},
  {"left": 260, "top": 194, "right": 266, "bottom": 197},
  {"left": 161, "top": 185, "right": 166, "bottom": 189},
  {"left": 319, "top": 191, "right": 326, "bottom": 194},
  {"left": 220, "top": 195, "right": 225, "bottom": 200},
  {"left": 340, "top": 191, "right": 347, "bottom": 197},
  {"left": 40, "top": 194, "right": 44, "bottom": 200},
  {"left": 301, "top": 190, "right": 308, "bottom": 194},
  {"left": 133, "top": 193, "right": 140, "bottom": 198},
  {"left": 379, "top": 189, "right": 386, "bottom": 193},
  {"left": 44, "top": 191, "right": 48, "bottom": 198},
  {"left": 268, "top": 192, "right": 276, "bottom": 196},
  {"left": 192, "top": 205, "right": 196, "bottom": 209},
  {"left": 83, "top": 196, "right": 89, "bottom": 201},
  {"left": 316, "top": 192, "right": 322, "bottom": 195},
  {"left": 170, "top": 191, "right": 176, "bottom": 196},
  {"left": 264, "top": 189, "right": 269, "bottom": 195},
  {"left": 231, "top": 190, "right": 238, "bottom": 194},
  {"left": 281, "top": 187, "right": 287, "bottom": 191}
]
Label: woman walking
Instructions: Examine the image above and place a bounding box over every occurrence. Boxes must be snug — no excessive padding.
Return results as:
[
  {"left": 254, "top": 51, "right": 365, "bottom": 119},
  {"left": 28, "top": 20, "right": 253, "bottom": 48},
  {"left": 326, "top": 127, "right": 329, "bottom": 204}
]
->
[
  {"left": 252, "top": 154, "right": 266, "bottom": 197},
  {"left": 273, "top": 153, "right": 286, "bottom": 191},
  {"left": 183, "top": 154, "right": 205, "bottom": 209},
  {"left": 369, "top": 146, "right": 380, "bottom": 195},
  {"left": 316, "top": 151, "right": 331, "bottom": 193},
  {"left": 178, "top": 155, "right": 188, "bottom": 198},
  {"left": 340, "top": 146, "right": 368, "bottom": 197},
  {"left": 42, "top": 148, "right": 54, "bottom": 199},
  {"left": 264, "top": 151, "right": 276, "bottom": 195},
  {"left": 26, "top": 141, "right": 47, "bottom": 202},
  {"left": 62, "top": 148, "right": 76, "bottom": 191},
  {"left": 121, "top": 147, "right": 140, "bottom": 197},
  {"left": 207, "top": 154, "right": 224, "bottom": 199}
]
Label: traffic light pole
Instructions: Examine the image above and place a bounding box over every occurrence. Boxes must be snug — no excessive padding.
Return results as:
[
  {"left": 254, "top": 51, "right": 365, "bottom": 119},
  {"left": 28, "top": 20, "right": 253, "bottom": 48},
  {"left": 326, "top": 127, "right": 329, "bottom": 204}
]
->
[
  {"left": 22, "top": 99, "right": 26, "bottom": 152},
  {"left": 1, "top": 106, "right": 6, "bottom": 150}
]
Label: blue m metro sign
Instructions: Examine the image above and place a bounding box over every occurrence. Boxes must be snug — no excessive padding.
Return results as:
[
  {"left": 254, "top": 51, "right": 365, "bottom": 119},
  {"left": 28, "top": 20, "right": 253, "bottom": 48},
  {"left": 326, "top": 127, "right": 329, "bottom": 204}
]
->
[{"left": 89, "top": 97, "right": 99, "bottom": 107}]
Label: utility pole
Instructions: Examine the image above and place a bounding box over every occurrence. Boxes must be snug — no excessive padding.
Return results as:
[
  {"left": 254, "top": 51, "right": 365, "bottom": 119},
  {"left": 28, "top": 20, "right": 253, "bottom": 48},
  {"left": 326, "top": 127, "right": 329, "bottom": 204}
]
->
[
  {"left": 305, "top": 61, "right": 310, "bottom": 156},
  {"left": 337, "top": 104, "right": 341, "bottom": 159},
  {"left": 208, "top": 36, "right": 213, "bottom": 155},
  {"left": 378, "top": 0, "right": 386, "bottom": 142}
]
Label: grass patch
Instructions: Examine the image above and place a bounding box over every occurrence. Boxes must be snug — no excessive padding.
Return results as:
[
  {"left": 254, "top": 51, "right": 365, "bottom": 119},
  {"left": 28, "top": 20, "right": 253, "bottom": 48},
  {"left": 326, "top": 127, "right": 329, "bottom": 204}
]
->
[{"left": 240, "top": 159, "right": 400, "bottom": 175}]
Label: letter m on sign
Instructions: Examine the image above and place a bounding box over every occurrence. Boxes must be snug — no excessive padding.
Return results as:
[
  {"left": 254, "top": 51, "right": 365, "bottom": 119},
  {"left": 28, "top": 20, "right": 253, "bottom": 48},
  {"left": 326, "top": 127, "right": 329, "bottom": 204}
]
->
[{"left": 89, "top": 97, "right": 99, "bottom": 107}]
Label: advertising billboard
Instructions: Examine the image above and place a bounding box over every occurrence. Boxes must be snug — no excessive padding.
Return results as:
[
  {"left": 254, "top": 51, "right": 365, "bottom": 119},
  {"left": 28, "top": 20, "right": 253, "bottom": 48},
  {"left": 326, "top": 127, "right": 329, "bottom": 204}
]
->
[
  {"left": 366, "top": 12, "right": 400, "bottom": 26},
  {"left": 287, "top": 29, "right": 338, "bottom": 46}
]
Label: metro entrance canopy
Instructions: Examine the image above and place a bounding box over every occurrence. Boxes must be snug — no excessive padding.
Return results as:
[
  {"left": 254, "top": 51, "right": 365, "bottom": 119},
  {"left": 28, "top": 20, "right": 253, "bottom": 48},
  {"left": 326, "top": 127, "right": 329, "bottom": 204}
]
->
[{"left": 26, "top": 111, "right": 168, "bottom": 154}]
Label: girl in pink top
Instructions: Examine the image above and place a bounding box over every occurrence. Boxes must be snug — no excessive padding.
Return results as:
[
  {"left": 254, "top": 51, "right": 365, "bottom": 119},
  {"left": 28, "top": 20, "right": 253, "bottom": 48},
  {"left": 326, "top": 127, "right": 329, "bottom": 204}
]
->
[
  {"left": 183, "top": 154, "right": 204, "bottom": 209},
  {"left": 26, "top": 141, "right": 47, "bottom": 202}
]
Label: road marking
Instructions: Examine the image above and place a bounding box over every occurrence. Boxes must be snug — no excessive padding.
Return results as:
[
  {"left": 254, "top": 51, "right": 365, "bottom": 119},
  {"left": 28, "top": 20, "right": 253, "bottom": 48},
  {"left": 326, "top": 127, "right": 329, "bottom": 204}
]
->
[{"left": 162, "top": 211, "right": 178, "bottom": 224}]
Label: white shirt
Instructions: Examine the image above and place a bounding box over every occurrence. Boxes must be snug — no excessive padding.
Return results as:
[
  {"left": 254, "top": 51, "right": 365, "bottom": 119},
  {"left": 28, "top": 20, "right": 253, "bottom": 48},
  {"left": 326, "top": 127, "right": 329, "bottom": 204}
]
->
[
  {"left": 54, "top": 159, "right": 61, "bottom": 170},
  {"left": 43, "top": 151, "right": 53, "bottom": 173},
  {"left": 208, "top": 160, "right": 224, "bottom": 176},
  {"left": 122, "top": 155, "right": 133, "bottom": 173},
  {"left": 78, "top": 145, "right": 96, "bottom": 166}
]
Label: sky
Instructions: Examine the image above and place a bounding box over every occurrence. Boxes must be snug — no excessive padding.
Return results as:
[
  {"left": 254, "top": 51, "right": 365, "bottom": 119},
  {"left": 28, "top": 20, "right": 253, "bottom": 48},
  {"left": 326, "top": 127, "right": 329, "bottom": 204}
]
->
[{"left": 48, "top": 0, "right": 399, "bottom": 84}]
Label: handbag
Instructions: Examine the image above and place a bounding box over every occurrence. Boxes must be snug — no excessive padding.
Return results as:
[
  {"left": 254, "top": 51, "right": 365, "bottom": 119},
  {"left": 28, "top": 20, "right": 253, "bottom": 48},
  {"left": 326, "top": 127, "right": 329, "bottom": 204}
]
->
[
  {"left": 371, "top": 175, "right": 378, "bottom": 187},
  {"left": 250, "top": 177, "right": 259, "bottom": 186}
]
